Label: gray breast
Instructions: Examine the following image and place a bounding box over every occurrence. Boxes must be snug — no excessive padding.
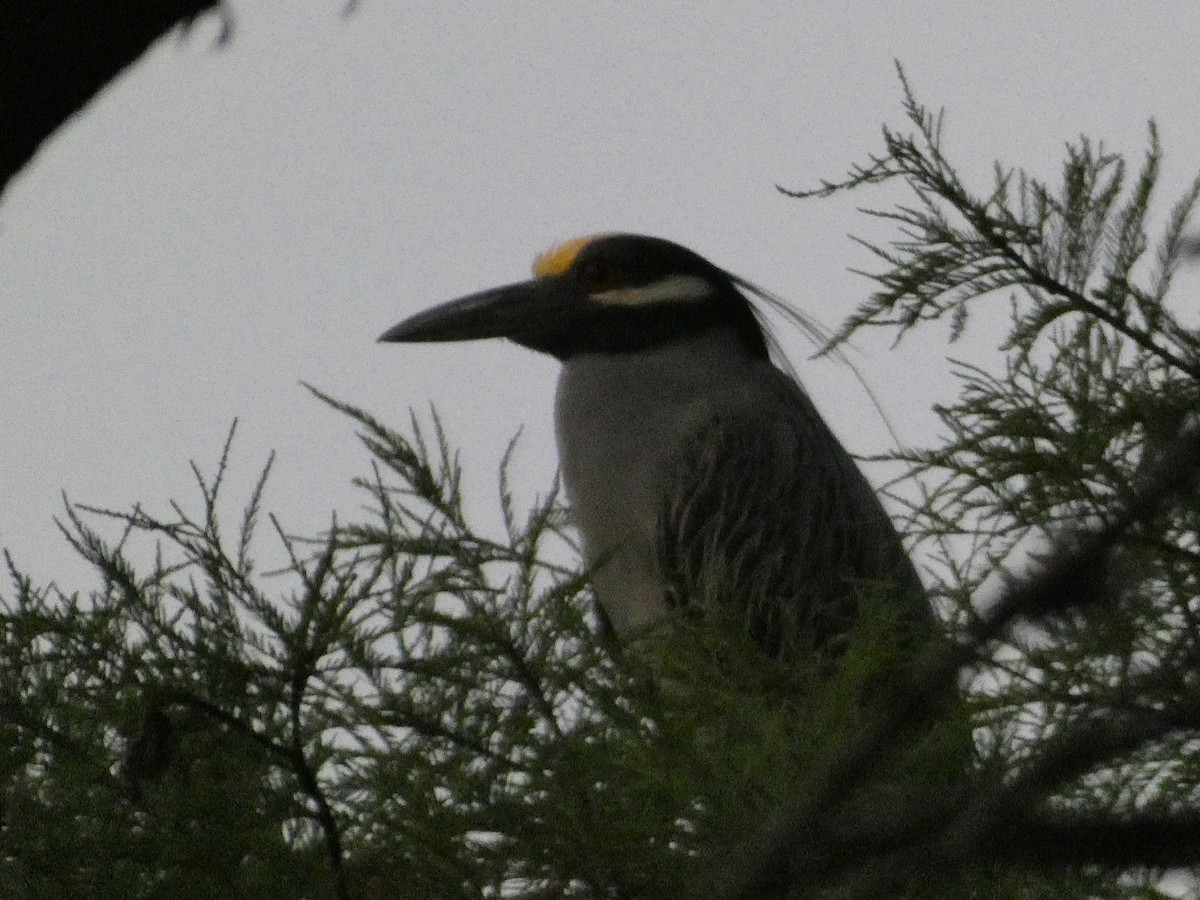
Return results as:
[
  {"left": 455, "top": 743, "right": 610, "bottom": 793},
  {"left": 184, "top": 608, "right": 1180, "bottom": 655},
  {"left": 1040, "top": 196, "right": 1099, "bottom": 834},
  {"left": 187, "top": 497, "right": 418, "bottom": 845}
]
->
[{"left": 553, "top": 330, "right": 762, "bottom": 634}]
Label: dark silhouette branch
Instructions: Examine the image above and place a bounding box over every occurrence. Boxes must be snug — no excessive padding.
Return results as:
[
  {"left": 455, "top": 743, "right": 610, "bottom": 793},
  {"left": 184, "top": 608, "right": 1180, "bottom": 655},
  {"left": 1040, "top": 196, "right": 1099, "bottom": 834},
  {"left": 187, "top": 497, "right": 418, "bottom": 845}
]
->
[
  {"left": 1, "top": 0, "right": 223, "bottom": 199},
  {"left": 996, "top": 808, "right": 1200, "bottom": 868}
]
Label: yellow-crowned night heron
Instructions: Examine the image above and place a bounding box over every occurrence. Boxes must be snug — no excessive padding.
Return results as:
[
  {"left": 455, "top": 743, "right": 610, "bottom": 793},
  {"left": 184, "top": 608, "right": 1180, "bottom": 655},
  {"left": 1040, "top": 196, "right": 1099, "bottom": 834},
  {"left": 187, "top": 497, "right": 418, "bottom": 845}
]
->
[{"left": 379, "top": 234, "right": 928, "bottom": 662}]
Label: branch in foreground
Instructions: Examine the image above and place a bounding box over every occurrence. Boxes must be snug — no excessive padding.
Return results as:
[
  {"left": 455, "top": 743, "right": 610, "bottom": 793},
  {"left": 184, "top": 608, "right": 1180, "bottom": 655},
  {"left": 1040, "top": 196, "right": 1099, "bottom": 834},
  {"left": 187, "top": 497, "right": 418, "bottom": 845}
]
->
[
  {"left": 998, "top": 808, "right": 1200, "bottom": 869},
  {"left": 696, "top": 421, "right": 1200, "bottom": 900}
]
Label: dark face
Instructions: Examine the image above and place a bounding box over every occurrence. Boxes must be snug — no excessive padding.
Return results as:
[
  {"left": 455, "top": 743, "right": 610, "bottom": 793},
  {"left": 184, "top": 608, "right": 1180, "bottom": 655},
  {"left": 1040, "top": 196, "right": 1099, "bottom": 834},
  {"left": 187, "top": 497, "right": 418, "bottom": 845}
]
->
[{"left": 379, "top": 233, "right": 770, "bottom": 361}]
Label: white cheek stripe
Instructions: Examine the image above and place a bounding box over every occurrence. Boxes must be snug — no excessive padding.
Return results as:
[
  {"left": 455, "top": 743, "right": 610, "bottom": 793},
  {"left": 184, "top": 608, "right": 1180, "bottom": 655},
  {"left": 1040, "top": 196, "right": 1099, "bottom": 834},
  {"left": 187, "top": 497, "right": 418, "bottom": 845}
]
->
[{"left": 591, "top": 274, "right": 713, "bottom": 307}]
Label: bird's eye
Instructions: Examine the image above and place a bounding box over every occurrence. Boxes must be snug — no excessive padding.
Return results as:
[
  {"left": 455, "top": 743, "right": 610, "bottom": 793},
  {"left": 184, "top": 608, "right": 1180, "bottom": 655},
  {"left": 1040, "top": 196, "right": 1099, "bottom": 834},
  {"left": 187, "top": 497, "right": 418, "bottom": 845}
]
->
[{"left": 578, "top": 259, "right": 618, "bottom": 293}]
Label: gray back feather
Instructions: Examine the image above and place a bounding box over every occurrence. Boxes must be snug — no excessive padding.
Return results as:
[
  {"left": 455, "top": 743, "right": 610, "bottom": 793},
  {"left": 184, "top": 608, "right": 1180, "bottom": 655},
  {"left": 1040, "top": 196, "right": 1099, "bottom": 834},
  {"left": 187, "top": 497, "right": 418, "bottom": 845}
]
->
[{"left": 657, "top": 364, "right": 928, "bottom": 662}]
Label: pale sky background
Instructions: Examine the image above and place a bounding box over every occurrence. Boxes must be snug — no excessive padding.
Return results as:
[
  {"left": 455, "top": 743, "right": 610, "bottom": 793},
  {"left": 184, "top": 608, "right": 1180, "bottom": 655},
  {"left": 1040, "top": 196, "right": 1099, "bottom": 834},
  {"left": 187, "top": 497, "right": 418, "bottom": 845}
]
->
[{"left": 3, "top": 2, "right": 1200, "bottom": 591}]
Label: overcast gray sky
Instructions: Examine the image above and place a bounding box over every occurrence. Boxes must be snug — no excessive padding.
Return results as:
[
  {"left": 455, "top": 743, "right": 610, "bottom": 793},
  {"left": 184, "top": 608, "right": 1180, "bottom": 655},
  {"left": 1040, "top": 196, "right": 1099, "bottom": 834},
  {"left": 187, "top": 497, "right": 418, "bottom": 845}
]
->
[{"left": 4, "top": 2, "right": 1200, "bottom": 589}]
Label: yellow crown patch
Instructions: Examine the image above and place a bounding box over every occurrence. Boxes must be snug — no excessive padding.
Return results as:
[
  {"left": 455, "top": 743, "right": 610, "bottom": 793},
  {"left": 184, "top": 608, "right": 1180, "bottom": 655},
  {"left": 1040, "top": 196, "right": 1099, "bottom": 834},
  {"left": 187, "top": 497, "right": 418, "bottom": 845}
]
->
[{"left": 532, "top": 235, "right": 602, "bottom": 278}]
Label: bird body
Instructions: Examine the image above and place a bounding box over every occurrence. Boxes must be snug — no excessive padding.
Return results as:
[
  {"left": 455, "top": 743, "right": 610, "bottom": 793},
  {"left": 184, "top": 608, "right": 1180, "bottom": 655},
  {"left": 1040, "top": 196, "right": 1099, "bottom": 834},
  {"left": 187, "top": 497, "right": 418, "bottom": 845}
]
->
[
  {"left": 555, "top": 326, "right": 758, "bottom": 633},
  {"left": 380, "top": 234, "right": 928, "bottom": 662}
]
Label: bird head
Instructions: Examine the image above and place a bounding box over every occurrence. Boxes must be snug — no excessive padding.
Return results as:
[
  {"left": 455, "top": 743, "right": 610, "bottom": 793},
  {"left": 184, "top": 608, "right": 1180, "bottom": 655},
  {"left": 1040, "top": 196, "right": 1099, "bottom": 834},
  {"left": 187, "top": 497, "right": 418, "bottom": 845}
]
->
[{"left": 378, "top": 233, "right": 770, "bottom": 360}]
